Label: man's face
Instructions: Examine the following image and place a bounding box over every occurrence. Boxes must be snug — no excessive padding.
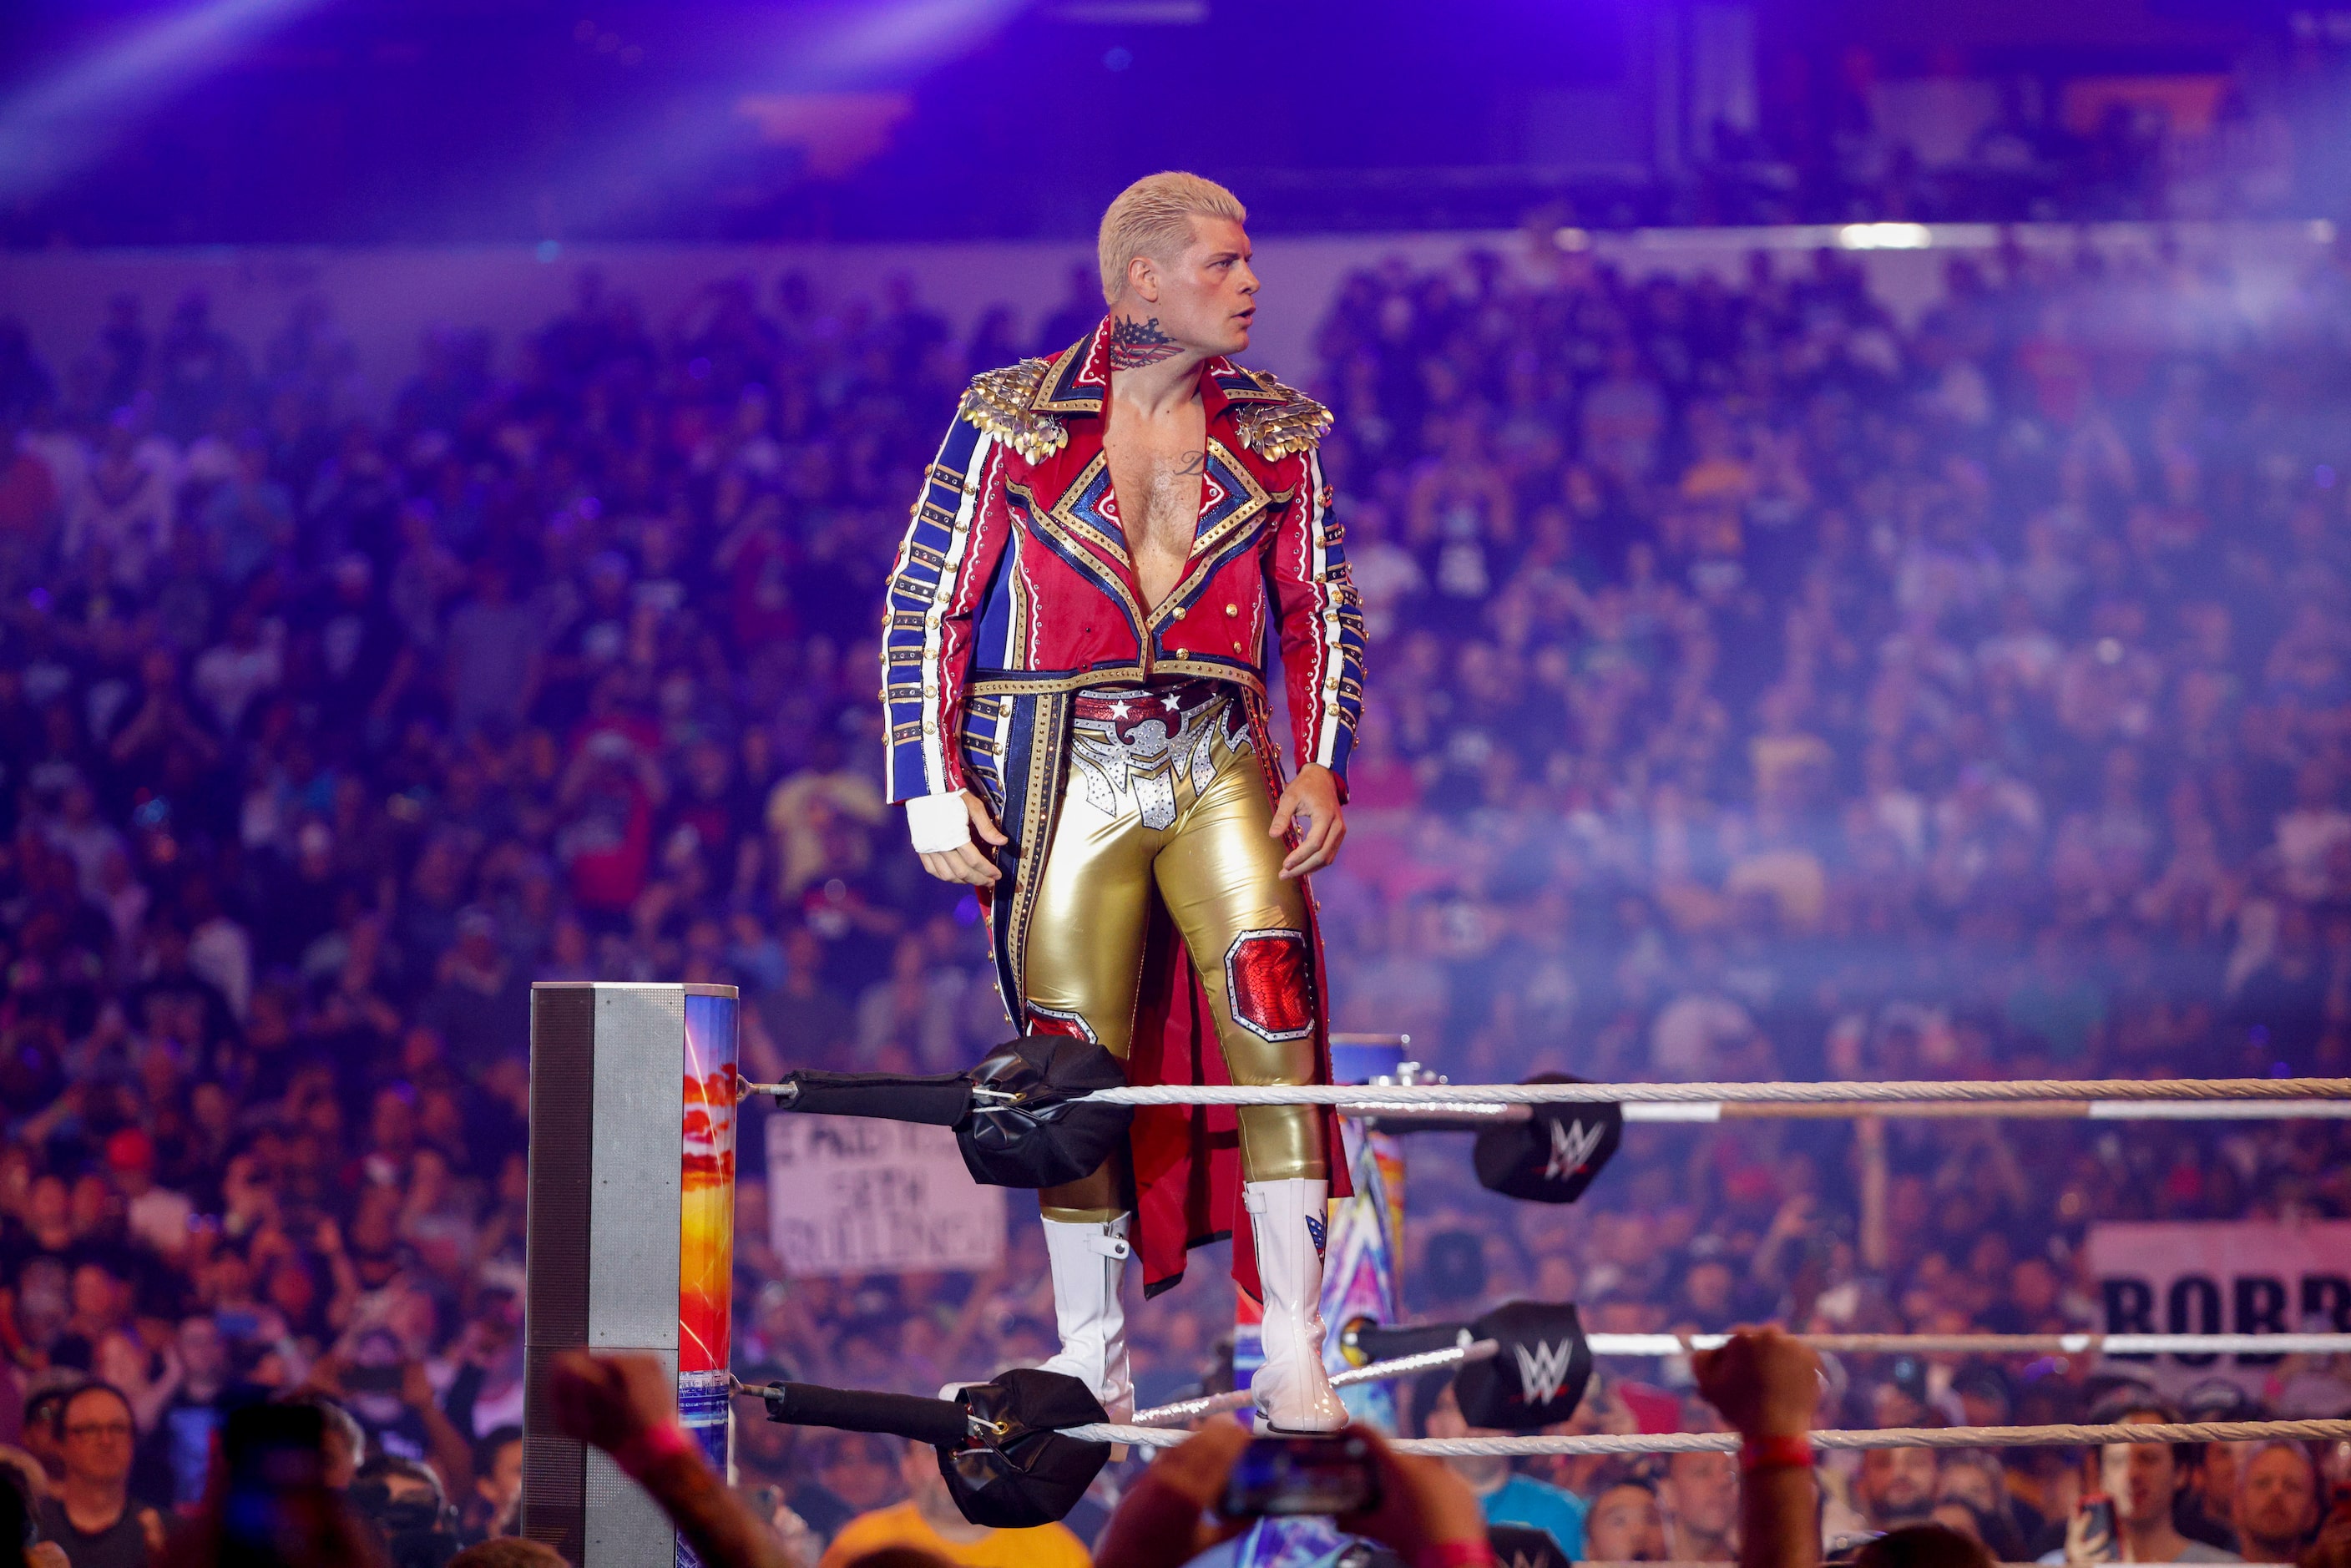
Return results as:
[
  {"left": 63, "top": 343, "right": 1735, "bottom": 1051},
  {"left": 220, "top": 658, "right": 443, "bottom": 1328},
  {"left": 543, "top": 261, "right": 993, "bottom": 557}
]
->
[
  {"left": 1684, "top": 1262, "right": 1733, "bottom": 1315},
  {"left": 2237, "top": 1446, "right": 2318, "bottom": 1547},
  {"left": 479, "top": 1439, "right": 523, "bottom": 1511},
  {"left": 1422, "top": 1387, "right": 1471, "bottom": 1441},
  {"left": 900, "top": 1443, "right": 953, "bottom": 1511},
  {"left": 819, "top": 1436, "right": 900, "bottom": 1511},
  {"left": 736, "top": 1407, "right": 791, "bottom": 1469},
  {"left": 1859, "top": 1446, "right": 1939, "bottom": 1522},
  {"left": 1667, "top": 1449, "right": 1739, "bottom": 1539},
  {"left": 2102, "top": 1438, "right": 2179, "bottom": 1527},
  {"left": 179, "top": 1316, "right": 228, "bottom": 1381},
  {"left": 71, "top": 1265, "right": 119, "bottom": 1322},
  {"left": 1585, "top": 1483, "right": 1666, "bottom": 1561},
  {"left": 59, "top": 1390, "right": 135, "bottom": 1486},
  {"left": 2199, "top": 1441, "right": 2238, "bottom": 1521},
  {"left": 1132, "top": 215, "right": 1258, "bottom": 357}
]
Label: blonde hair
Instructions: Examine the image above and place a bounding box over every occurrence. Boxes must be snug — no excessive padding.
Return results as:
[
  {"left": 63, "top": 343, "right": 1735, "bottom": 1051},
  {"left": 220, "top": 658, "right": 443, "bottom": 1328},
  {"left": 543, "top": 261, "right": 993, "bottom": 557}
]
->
[{"left": 1097, "top": 172, "right": 1246, "bottom": 303}]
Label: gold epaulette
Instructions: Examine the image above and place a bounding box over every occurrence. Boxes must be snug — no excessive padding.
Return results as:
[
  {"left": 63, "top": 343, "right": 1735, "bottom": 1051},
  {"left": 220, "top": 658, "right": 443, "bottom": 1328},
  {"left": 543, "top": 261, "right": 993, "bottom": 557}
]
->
[
  {"left": 959, "top": 359, "right": 1068, "bottom": 463},
  {"left": 1231, "top": 371, "right": 1332, "bottom": 461}
]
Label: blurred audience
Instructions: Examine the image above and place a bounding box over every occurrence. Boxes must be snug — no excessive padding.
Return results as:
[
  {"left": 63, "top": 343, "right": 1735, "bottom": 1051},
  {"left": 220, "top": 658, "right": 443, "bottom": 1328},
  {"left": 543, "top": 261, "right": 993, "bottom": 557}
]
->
[
  {"left": 0, "top": 231, "right": 2347, "bottom": 1560},
  {"left": 814, "top": 1439, "right": 1085, "bottom": 1568}
]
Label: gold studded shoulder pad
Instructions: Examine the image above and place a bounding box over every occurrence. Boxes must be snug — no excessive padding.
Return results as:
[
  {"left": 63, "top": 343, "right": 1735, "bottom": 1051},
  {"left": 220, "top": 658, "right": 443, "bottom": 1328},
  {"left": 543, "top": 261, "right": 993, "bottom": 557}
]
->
[
  {"left": 959, "top": 359, "right": 1068, "bottom": 463},
  {"left": 1231, "top": 371, "right": 1333, "bottom": 461}
]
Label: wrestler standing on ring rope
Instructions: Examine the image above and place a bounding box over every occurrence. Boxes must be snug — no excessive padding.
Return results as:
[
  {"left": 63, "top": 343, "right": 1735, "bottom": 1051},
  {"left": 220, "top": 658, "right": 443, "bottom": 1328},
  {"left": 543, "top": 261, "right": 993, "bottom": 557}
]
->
[{"left": 880, "top": 172, "right": 1368, "bottom": 1433}]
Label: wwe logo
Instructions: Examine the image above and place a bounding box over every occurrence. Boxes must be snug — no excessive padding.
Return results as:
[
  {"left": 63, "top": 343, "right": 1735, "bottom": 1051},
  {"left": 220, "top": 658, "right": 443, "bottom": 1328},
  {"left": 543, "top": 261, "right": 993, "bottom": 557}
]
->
[
  {"left": 1511, "top": 1338, "right": 1578, "bottom": 1407},
  {"left": 1543, "top": 1117, "right": 1605, "bottom": 1181}
]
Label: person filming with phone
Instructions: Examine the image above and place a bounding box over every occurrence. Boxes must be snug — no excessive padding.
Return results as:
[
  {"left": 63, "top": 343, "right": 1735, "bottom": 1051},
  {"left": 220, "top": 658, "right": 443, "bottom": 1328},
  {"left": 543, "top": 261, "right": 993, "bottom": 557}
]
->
[
  {"left": 2040, "top": 1401, "right": 2241, "bottom": 1565},
  {"left": 1093, "top": 1419, "right": 1493, "bottom": 1568}
]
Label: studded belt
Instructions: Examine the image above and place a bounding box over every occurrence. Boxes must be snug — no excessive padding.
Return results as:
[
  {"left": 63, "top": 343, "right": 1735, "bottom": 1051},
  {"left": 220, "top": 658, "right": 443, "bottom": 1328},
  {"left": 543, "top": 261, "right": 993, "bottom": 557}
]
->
[{"left": 1067, "top": 679, "right": 1251, "bottom": 830}]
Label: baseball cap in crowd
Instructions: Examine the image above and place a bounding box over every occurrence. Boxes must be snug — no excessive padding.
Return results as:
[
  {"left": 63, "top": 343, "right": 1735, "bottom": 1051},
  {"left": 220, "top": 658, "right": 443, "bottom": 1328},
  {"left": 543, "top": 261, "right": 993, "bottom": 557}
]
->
[
  {"left": 1422, "top": 1230, "right": 1487, "bottom": 1304},
  {"left": 2179, "top": 1378, "right": 2262, "bottom": 1423},
  {"left": 1950, "top": 1363, "right": 2014, "bottom": 1417},
  {"left": 2087, "top": 1387, "right": 2180, "bottom": 1425},
  {"left": 104, "top": 1128, "right": 156, "bottom": 1176},
  {"left": 476, "top": 1260, "right": 526, "bottom": 1297}
]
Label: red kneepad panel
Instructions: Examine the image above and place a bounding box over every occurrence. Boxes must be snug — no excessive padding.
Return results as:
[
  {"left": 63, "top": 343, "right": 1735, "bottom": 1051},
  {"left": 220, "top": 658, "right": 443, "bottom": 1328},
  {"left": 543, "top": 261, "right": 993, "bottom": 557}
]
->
[
  {"left": 1024, "top": 1001, "right": 1100, "bottom": 1046},
  {"left": 1222, "top": 928, "right": 1313, "bottom": 1043}
]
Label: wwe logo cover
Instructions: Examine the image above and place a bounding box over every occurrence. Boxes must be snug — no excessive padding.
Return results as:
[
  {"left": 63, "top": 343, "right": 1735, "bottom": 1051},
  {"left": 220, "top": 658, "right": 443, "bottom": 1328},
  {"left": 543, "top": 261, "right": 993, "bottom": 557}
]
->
[
  {"left": 1511, "top": 1337, "right": 1580, "bottom": 1406},
  {"left": 1543, "top": 1116, "right": 1605, "bottom": 1181}
]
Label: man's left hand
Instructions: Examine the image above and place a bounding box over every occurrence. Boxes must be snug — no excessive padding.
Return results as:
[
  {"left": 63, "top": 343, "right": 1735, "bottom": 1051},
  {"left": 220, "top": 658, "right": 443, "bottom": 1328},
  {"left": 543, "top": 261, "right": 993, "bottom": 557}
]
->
[{"left": 1270, "top": 764, "right": 1345, "bottom": 879}]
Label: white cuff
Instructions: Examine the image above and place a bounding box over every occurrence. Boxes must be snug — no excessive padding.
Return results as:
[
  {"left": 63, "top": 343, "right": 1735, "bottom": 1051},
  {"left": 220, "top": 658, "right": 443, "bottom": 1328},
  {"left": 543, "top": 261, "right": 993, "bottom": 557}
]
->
[{"left": 905, "top": 792, "right": 973, "bottom": 854}]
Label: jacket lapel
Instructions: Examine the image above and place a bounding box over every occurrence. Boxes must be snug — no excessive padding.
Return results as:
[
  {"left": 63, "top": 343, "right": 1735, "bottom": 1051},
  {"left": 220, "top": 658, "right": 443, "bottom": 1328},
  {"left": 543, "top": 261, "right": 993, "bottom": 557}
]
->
[{"left": 1020, "top": 331, "right": 1287, "bottom": 628}]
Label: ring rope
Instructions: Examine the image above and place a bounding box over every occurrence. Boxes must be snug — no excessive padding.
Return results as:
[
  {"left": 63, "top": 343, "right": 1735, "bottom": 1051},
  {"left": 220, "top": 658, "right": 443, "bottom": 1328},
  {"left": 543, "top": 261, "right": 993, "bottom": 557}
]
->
[
  {"left": 1125, "top": 1331, "right": 2351, "bottom": 1428},
  {"left": 1082, "top": 1077, "right": 2351, "bottom": 1107},
  {"left": 1059, "top": 1416, "right": 2351, "bottom": 1454},
  {"left": 1134, "top": 1339, "right": 1504, "bottom": 1426},
  {"left": 1383, "top": 1100, "right": 2351, "bottom": 1123},
  {"left": 1594, "top": 1330, "right": 2351, "bottom": 1357}
]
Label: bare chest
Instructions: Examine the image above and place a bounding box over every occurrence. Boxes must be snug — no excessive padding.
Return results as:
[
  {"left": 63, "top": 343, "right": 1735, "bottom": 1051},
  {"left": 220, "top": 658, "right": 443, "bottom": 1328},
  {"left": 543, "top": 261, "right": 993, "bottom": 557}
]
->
[{"left": 1102, "top": 414, "right": 1207, "bottom": 598}]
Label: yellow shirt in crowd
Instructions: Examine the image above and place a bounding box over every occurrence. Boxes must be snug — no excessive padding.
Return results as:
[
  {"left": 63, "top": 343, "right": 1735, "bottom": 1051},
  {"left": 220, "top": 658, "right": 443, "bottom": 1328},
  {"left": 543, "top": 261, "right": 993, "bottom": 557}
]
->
[{"left": 817, "top": 1500, "right": 1090, "bottom": 1568}]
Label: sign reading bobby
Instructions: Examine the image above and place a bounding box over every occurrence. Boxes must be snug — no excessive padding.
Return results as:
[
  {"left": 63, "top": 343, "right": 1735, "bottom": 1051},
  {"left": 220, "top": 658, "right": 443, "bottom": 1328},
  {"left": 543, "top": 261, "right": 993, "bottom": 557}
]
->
[{"left": 2086, "top": 1219, "right": 2351, "bottom": 1394}]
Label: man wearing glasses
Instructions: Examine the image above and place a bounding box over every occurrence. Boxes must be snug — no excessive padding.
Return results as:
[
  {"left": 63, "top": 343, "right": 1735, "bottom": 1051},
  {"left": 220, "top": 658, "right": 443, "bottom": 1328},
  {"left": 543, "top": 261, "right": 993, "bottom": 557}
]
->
[{"left": 38, "top": 1383, "right": 162, "bottom": 1568}]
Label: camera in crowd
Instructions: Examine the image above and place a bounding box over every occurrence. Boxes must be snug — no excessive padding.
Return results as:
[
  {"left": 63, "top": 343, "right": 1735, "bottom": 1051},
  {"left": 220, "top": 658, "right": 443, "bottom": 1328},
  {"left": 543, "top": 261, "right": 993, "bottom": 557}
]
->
[{"left": 350, "top": 1454, "right": 464, "bottom": 1568}]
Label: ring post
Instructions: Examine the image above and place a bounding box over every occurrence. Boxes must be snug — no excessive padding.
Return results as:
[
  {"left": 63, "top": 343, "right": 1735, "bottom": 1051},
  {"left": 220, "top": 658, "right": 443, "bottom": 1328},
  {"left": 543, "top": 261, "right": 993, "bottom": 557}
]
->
[{"left": 522, "top": 982, "right": 741, "bottom": 1565}]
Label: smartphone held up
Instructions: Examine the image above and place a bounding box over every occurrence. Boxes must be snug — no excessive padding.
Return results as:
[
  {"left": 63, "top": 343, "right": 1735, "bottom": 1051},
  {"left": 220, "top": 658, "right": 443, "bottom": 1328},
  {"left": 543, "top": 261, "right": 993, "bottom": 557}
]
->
[{"left": 1221, "top": 1434, "right": 1383, "bottom": 1520}]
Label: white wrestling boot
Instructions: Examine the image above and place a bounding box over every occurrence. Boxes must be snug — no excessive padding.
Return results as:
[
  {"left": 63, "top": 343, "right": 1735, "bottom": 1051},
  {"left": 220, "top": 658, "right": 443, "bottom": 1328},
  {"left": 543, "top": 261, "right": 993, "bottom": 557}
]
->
[
  {"left": 1033, "top": 1213, "right": 1134, "bottom": 1422},
  {"left": 1244, "top": 1179, "right": 1347, "bottom": 1434}
]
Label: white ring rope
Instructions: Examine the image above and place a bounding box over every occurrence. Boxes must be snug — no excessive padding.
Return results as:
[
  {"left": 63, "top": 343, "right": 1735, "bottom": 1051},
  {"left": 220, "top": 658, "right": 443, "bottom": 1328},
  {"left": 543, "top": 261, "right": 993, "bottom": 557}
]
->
[
  {"left": 741, "top": 1075, "right": 2351, "bottom": 1119},
  {"left": 1595, "top": 1330, "right": 2351, "bottom": 1357},
  {"left": 1124, "top": 1331, "right": 2351, "bottom": 1428},
  {"left": 1369, "top": 1100, "right": 2351, "bottom": 1123},
  {"left": 1060, "top": 1416, "right": 2351, "bottom": 1454},
  {"left": 1133, "top": 1339, "right": 1504, "bottom": 1426},
  {"left": 1083, "top": 1077, "right": 2351, "bottom": 1108}
]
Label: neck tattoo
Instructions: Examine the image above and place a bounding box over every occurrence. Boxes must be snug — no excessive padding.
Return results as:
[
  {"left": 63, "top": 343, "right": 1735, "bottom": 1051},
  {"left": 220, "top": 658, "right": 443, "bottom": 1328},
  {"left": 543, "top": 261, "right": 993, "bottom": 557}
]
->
[{"left": 1106, "top": 315, "right": 1183, "bottom": 369}]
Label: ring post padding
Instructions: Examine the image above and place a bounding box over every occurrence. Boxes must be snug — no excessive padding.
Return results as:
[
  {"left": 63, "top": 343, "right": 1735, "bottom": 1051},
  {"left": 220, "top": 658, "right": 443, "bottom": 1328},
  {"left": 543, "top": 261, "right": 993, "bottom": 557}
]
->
[{"left": 523, "top": 982, "right": 740, "bottom": 1567}]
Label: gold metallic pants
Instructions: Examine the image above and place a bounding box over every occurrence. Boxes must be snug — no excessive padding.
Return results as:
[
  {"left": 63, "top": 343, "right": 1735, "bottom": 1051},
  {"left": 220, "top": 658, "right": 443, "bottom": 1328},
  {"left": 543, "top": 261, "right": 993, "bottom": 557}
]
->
[{"left": 1028, "top": 682, "right": 1326, "bottom": 1222}]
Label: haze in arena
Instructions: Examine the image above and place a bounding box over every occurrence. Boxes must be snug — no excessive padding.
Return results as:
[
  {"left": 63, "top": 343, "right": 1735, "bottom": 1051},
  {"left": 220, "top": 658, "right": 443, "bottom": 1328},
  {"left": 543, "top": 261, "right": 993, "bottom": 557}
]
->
[{"left": 4, "top": 3, "right": 2351, "bottom": 1566}]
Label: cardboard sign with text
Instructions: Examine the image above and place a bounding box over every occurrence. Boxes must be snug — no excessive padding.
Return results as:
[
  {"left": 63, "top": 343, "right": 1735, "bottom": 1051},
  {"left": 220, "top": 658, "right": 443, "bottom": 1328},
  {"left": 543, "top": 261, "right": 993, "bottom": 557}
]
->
[
  {"left": 766, "top": 1115, "right": 1005, "bottom": 1276},
  {"left": 2086, "top": 1220, "right": 2351, "bottom": 1393}
]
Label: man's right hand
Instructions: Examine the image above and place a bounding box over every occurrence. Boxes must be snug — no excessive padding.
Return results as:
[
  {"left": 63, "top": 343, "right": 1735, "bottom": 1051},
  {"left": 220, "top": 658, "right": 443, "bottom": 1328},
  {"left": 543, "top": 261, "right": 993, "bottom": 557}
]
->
[
  {"left": 2064, "top": 1500, "right": 2118, "bottom": 1564},
  {"left": 911, "top": 790, "right": 1008, "bottom": 885},
  {"left": 547, "top": 1348, "right": 677, "bottom": 1456},
  {"left": 1691, "top": 1325, "right": 1822, "bottom": 1439}
]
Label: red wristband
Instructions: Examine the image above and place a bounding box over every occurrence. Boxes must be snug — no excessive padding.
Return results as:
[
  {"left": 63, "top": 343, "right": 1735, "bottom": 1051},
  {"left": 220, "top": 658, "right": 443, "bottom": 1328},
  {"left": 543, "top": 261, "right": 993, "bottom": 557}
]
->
[
  {"left": 1739, "top": 1434, "right": 1815, "bottom": 1474},
  {"left": 1418, "top": 1543, "right": 1499, "bottom": 1568},
  {"left": 608, "top": 1422, "right": 695, "bottom": 1479}
]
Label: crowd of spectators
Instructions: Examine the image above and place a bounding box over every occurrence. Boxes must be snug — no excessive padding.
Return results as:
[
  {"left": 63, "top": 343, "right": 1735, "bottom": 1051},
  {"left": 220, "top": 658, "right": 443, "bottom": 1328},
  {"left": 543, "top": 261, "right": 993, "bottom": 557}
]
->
[{"left": 3, "top": 225, "right": 2351, "bottom": 1563}]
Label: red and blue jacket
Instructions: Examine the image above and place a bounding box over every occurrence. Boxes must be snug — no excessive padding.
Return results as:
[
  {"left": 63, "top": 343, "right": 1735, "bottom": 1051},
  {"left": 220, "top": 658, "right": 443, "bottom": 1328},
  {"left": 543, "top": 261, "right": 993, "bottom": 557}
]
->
[
  {"left": 876, "top": 315, "right": 1368, "bottom": 1297},
  {"left": 882, "top": 315, "right": 1367, "bottom": 808}
]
